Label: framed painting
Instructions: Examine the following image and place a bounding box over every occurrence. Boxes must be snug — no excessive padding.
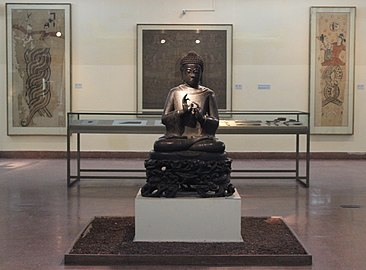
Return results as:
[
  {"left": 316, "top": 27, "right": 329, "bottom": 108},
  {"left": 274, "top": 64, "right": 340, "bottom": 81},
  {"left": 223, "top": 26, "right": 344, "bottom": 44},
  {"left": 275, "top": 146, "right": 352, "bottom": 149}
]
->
[
  {"left": 6, "top": 3, "right": 71, "bottom": 135},
  {"left": 137, "top": 24, "right": 232, "bottom": 113},
  {"left": 309, "top": 7, "right": 356, "bottom": 134}
]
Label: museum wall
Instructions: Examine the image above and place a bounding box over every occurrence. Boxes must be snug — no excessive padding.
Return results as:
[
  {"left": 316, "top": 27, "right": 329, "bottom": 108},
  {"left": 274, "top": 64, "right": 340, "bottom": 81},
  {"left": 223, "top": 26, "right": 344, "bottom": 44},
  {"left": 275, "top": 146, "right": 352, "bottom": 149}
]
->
[{"left": 1, "top": 0, "right": 366, "bottom": 154}]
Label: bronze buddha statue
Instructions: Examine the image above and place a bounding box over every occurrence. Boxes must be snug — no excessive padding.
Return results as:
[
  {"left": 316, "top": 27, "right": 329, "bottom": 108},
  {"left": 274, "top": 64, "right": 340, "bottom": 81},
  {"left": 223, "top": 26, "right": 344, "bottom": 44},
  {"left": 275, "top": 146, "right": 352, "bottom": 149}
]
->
[
  {"left": 142, "top": 51, "right": 234, "bottom": 198},
  {"left": 154, "top": 51, "right": 225, "bottom": 153}
]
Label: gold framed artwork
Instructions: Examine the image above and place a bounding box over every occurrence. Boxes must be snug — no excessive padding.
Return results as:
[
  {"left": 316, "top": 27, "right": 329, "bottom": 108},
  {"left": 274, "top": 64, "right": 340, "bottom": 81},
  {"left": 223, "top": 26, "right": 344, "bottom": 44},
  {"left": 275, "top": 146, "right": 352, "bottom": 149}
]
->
[
  {"left": 137, "top": 24, "right": 232, "bottom": 113},
  {"left": 6, "top": 3, "right": 71, "bottom": 135},
  {"left": 309, "top": 7, "right": 356, "bottom": 134}
]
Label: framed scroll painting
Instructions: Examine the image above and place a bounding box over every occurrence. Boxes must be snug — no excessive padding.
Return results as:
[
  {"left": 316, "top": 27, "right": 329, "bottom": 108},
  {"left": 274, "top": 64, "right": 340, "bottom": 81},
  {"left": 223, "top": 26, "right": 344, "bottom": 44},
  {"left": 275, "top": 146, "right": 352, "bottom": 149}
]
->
[
  {"left": 309, "top": 7, "right": 356, "bottom": 134},
  {"left": 137, "top": 24, "right": 232, "bottom": 113},
  {"left": 6, "top": 3, "right": 71, "bottom": 135}
]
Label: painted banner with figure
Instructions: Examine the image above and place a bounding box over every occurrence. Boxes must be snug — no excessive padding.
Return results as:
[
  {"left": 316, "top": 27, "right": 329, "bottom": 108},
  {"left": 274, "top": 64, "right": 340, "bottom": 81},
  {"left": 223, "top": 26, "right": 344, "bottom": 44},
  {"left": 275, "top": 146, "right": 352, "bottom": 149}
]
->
[
  {"left": 310, "top": 7, "right": 355, "bottom": 134},
  {"left": 6, "top": 4, "right": 71, "bottom": 135}
]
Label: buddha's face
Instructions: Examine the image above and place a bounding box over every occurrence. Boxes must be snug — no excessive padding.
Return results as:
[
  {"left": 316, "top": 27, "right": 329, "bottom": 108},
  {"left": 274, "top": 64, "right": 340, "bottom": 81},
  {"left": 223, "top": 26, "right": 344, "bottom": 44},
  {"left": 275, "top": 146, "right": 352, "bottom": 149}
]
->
[{"left": 182, "top": 63, "right": 202, "bottom": 88}]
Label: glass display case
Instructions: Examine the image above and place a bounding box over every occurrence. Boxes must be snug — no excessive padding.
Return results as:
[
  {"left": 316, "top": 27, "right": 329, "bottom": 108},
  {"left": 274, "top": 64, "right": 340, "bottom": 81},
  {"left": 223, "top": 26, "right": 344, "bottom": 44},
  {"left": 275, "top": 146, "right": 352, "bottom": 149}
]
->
[
  {"left": 68, "top": 111, "right": 309, "bottom": 134},
  {"left": 68, "top": 111, "right": 163, "bottom": 134},
  {"left": 67, "top": 111, "right": 310, "bottom": 187}
]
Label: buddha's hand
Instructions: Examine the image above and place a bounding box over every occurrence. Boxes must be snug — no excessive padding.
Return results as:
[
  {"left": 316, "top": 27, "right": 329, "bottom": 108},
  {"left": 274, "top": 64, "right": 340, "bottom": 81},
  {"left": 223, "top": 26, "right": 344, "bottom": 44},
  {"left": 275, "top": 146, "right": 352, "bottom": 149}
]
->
[
  {"left": 181, "top": 94, "right": 190, "bottom": 114},
  {"left": 190, "top": 103, "right": 205, "bottom": 125}
]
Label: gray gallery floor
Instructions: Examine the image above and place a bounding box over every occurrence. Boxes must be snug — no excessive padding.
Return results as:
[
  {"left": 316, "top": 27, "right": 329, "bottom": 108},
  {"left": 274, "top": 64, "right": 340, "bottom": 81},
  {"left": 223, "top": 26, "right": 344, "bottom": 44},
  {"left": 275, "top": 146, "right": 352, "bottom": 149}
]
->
[{"left": 0, "top": 158, "right": 365, "bottom": 270}]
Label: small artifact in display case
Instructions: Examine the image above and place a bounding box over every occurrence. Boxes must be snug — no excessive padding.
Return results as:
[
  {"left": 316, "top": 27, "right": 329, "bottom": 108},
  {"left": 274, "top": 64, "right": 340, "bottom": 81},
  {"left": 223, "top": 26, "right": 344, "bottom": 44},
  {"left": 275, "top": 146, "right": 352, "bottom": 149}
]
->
[
  {"left": 266, "top": 118, "right": 303, "bottom": 126},
  {"left": 220, "top": 120, "right": 262, "bottom": 127},
  {"left": 284, "top": 119, "right": 303, "bottom": 126}
]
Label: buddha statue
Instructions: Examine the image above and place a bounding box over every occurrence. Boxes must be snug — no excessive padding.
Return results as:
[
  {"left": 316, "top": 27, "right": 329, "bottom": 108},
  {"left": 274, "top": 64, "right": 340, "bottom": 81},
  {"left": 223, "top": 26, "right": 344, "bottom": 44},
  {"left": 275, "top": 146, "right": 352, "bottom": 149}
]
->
[
  {"left": 154, "top": 51, "right": 225, "bottom": 154},
  {"left": 142, "top": 51, "right": 235, "bottom": 198}
]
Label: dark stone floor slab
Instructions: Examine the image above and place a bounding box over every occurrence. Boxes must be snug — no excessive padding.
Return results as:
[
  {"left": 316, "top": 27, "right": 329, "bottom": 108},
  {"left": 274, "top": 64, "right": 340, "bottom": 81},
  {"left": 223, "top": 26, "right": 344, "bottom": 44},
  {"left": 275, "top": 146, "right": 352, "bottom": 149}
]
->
[{"left": 64, "top": 216, "right": 312, "bottom": 266}]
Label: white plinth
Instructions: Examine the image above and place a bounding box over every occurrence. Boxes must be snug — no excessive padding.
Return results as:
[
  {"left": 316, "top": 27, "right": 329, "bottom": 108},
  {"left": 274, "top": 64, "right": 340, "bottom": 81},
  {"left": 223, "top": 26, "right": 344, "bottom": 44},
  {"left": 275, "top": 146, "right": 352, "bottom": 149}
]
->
[{"left": 134, "top": 189, "right": 242, "bottom": 242}]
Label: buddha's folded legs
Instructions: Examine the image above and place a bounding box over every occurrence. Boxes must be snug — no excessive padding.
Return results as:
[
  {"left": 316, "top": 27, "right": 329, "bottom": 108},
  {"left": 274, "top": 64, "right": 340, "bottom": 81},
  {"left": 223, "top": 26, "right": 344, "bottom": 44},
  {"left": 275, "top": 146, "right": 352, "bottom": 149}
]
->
[{"left": 153, "top": 137, "right": 225, "bottom": 153}]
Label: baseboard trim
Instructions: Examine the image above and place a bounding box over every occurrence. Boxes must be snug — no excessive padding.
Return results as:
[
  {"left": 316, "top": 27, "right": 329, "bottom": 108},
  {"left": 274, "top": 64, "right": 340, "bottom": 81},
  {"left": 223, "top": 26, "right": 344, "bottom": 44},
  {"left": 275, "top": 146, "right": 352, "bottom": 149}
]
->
[{"left": 1, "top": 151, "right": 366, "bottom": 159}]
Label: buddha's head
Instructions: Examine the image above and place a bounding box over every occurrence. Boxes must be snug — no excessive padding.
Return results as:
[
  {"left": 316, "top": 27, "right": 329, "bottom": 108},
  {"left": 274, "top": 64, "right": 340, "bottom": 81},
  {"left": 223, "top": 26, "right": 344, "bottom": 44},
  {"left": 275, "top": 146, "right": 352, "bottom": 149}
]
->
[{"left": 180, "top": 51, "right": 204, "bottom": 88}]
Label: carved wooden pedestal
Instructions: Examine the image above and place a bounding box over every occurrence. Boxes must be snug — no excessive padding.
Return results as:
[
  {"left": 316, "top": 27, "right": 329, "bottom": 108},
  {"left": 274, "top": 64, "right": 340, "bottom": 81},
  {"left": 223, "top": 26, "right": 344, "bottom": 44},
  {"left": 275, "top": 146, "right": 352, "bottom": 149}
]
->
[{"left": 141, "top": 151, "right": 235, "bottom": 198}]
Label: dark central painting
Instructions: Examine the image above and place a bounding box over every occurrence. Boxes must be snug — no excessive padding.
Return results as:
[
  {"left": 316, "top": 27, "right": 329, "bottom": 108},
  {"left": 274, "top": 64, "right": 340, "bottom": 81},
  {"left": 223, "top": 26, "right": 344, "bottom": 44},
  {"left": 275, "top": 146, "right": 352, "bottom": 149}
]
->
[{"left": 137, "top": 25, "right": 232, "bottom": 112}]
